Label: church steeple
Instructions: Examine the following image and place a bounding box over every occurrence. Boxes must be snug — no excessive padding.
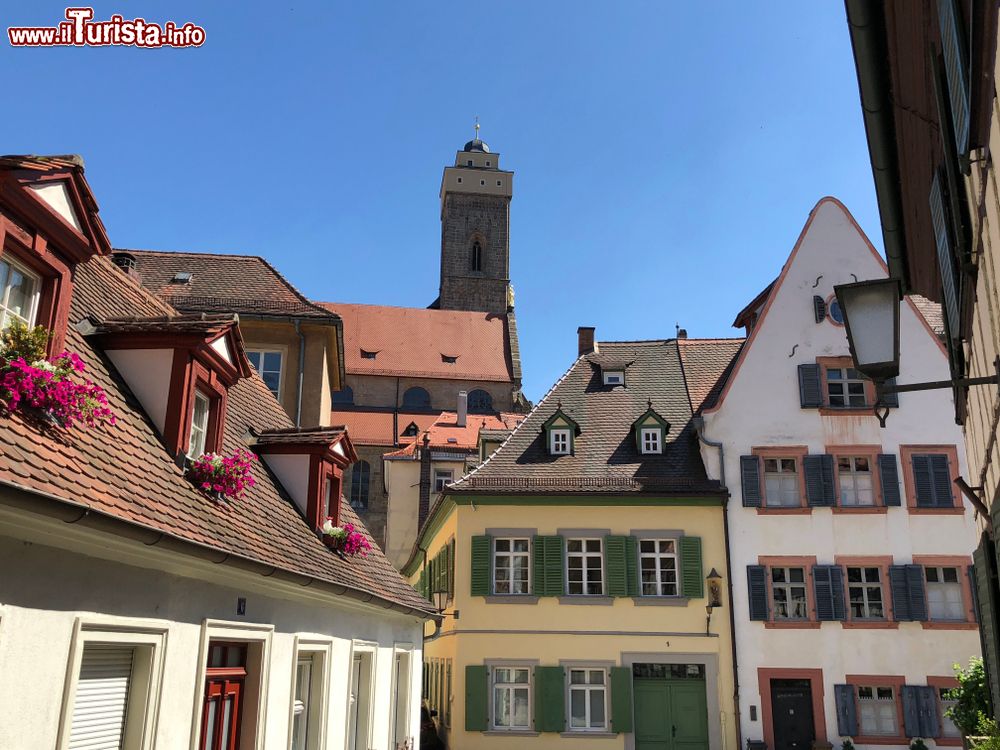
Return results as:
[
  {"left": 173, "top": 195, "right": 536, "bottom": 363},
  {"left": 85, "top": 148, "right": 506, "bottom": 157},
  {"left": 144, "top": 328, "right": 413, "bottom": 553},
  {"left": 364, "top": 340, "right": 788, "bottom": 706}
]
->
[{"left": 438, "top": 125, "right": 513, "bottom": 314}]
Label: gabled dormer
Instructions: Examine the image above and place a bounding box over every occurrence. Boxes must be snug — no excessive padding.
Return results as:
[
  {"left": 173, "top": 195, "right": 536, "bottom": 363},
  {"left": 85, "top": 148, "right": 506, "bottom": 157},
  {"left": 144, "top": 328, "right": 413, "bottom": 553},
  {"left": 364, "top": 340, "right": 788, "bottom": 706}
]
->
[
  {"left": 586, "top": 352, "right": 634, "bottom": 388},
  {"left": 542, "top": 403, "right": 580, "bottom": 456},
  {"left": 0, "top": 155, "right": 111, "bottom": 355},
  {"left": 254, "top": 426, "right": 358, "bottom": 532},
  {"left": 632, "top": 401, "right": 670, "bottom": 455},
  {"left": 81, "top": 314, "right": 251, "bottom": 459}
]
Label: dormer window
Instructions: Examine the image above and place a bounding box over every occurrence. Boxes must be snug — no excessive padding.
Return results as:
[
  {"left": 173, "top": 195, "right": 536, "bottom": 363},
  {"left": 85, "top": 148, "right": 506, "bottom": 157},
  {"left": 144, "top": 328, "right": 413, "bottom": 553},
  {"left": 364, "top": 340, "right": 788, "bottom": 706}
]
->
[
  {"left": 442, "top": 354, "right": 458, "bottom": 364},
  {"left": 542, "top": 404, "right": 579, "bottom": 457},
  {"left": 640, "top": 428, "right": 661, "bottom": 455},
  {"left": 0, "top": 256, "right": 40, "bottom": 329},
  {"left": 550, "top": 429, "right": 571, "bottom": 455},
  {"left": 189, "top": 390, "right": 210, "bottom": 458},
  {"left": 632, "top": 402, "right": 669, "bottom": 456},
  {"left": 361, "top": 349, "right": 378, "bottom": 360},
  {"left": 603, "top": 370, "right": 625, "bottom": 386}
]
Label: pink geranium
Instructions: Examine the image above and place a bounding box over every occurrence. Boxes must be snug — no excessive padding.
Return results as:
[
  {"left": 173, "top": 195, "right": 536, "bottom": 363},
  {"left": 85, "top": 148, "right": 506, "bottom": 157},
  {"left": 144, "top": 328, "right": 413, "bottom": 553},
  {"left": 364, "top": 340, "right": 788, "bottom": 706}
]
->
[
  {"left": 188, "top": 449, "right": 256, "bottom": 501},
  {"left": 0, "top": 352, "right": 115, "bottom": 428},
  {"left": 320, "top": 518, "right": 372, "bottom": 557}
]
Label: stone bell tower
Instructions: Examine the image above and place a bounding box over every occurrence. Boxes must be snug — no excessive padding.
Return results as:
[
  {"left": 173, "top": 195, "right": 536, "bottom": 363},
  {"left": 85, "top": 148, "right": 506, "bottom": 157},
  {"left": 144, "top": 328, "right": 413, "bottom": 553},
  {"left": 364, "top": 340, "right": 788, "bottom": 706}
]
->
[{"left": 437, "top": 126, "right": 513, "bottom": 314}]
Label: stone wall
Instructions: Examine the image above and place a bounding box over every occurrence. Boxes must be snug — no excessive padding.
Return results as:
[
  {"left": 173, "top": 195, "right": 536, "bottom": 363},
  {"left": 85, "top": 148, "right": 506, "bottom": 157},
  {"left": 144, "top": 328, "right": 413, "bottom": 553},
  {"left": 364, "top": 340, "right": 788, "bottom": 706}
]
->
[{"left": 439, "top": 192, "right": 510, "bottom": 313}]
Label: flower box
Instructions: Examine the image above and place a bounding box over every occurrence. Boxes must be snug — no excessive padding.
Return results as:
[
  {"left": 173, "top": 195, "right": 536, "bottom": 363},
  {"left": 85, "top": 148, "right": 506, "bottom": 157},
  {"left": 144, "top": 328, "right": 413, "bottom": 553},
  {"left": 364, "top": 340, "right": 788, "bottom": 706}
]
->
[
  {"left": 320, "top": 519, "right": 371, "bottom": 558},
  {"left": 188, "top": 449, "right": 256, "bottom": 502}
]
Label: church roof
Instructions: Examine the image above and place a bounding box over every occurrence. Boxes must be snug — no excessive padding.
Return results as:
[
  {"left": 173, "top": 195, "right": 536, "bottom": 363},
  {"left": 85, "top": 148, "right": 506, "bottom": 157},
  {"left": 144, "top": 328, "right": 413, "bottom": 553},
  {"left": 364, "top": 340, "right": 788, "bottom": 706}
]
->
[{"left": 463, "top": 138, "right": 489, "bottom": 153}]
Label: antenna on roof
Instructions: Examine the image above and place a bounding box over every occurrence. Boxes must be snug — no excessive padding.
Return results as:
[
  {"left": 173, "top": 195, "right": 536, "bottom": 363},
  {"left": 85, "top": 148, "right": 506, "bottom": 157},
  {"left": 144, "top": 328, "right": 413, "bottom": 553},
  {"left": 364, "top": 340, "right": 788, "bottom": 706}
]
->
[{"left": 675, "top": 323, "right": 680, "bottom": 337}]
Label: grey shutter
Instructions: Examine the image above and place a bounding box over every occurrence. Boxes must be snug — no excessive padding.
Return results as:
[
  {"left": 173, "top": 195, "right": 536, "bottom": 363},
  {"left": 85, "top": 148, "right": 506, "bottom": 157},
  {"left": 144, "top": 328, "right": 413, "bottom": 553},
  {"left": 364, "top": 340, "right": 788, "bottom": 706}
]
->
[
  {"left": 930, "top": 454, "right": 954, "bottom": 506},
  {"left": 930, "top": 169, "right": 961, "bottom": 341},
  {"left": 835, "top": 684, "right": 859, "bottom": 737},
  {"left": 69, "top": 645, "right": 134, "bottom": 750},
  {"left": 740, "top": 455, "right": 762, "bottom": 508},
  {"left": 878, "top": 454, "right": 902, "bottom": 506},
  {"left": 882, "top": 377, "right": 900, "bottom": 408},
  {"left": 747, "top": 565, "right": 768, "bottom": 621},
  {"left": 938, "top": 0, "right": 970, "bottom": 155},
  {"left": 913, "top": 455, "right": 935, "bottom": 507},
  {"left": 975, "top": 539, "right": 1000, "bottom": 709},
  {"left": 814, "top": 565, "right": 846, "bottom": 621},
  {"left": 890, "top": 565, "right": 928, "bottom": 622},
  {"left": 813, "top": 295, "right": 826, "bottom": 323},
  {"left": 969, "top": 564, "right": 980, "bottom": 623},
  {"left": 918, "top": 685, "right": 942, "bottom": 738},
  {"left": 804, "top": 454, "right": 836, "bottom": 507},
  {"left": 902, "top": 686, "right": 922, "bottom": 738},
  {"left": 798, "top": 364, "right": 823, "bottom": 408}
]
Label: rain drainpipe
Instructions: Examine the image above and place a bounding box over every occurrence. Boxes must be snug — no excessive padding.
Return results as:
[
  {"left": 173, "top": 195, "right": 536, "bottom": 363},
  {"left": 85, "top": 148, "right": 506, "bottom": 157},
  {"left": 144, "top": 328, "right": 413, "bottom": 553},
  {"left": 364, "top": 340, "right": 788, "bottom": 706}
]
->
[
  {"left": 295, "top": 319, "right": 305, "bottom": 427},
  {"left": 692, "top": 415, "right": 741, "bottom": 749}
]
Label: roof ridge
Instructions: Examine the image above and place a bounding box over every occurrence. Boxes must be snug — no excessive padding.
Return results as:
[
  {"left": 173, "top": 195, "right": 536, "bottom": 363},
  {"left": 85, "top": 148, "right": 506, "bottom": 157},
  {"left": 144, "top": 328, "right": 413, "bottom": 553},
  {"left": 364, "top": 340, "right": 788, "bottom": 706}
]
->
[{"left": 122, "top": 248, "right": 268, "bottom": 261}]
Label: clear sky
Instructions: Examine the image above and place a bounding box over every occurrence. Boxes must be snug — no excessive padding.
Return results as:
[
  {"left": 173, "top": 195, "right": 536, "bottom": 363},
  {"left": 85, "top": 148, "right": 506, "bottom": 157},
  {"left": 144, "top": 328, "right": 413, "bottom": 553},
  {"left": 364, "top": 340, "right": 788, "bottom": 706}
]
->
[{"left": 1, "top": 1, "right": 880, "bottom": 403}]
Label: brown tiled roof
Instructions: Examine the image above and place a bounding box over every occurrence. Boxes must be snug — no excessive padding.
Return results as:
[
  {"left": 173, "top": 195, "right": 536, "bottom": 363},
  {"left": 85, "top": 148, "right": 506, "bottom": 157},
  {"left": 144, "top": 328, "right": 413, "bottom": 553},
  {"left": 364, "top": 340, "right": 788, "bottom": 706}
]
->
[
  {"left": 0, "top": 255, "right": 431, "bottom": 615},
  {"left": 330, "top": 409, "right": 439, "bottom": 448},
  {"left": 0, "top": 154, "right": 85, "bottom": 171},
  {"left": 319, "top": 302, "right": 515, "bottom": 382},
  {"left": 907, "top": 294, "right": 945, "bottom": 337},
  {"left": 88, "top": 313, "right": 239, "bottom": 336},
  {"left": 385, "top": 411, "right": 524, "bottom": 457},
  {"left": 255, "top": 426, "right": 348, "bottom": 446},
  {"left": 449, "top": 341, "right": 725, "bottom": 495},
  {"left": 126, "top": 250, "right": 338, "bottom": 321},
  {"left": 677, "top": 338, "right": 744, "bottom": 413}
]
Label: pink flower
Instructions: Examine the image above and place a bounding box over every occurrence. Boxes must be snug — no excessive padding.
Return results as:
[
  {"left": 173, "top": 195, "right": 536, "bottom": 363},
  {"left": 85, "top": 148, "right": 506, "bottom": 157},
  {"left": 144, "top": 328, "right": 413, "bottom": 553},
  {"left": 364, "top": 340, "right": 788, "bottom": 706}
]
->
[{"left": 188, "top": 448, "right": 256, "bottom": 501}]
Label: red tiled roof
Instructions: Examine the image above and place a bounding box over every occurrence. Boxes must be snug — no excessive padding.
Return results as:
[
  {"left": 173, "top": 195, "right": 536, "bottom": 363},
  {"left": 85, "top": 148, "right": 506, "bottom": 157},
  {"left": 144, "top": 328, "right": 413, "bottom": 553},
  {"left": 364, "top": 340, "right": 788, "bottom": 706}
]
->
[
  {"left": 386, "top": 411, "right": 523, "bottom": 457},
  {"left": 88, "top": 313, "right": 239, "bottom": 336},
  {"left": 677, "top": 338, "right": 745, "bottom": 413},
  {"left": 256, "top": 426, "right": 349, "bottom": 446},
  {"left": 907, "top": 294, "right": 945, "bottom": 337},
  {"left": 0, "top": 255, "right": 430, "bottom": 615},
  {"left": 319, "top": 302, "right": 515, "bottom": 382},
  {"left": 330, "top": 409, "right": 440, "bottom": 447}
]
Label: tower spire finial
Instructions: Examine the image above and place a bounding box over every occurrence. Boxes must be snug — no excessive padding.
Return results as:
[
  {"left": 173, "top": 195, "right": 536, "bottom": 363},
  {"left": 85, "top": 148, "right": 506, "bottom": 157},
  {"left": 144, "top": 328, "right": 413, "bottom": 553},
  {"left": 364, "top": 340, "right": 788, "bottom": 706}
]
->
[{"left": 474, "top": 115, "right": 480, "bottom": 140}]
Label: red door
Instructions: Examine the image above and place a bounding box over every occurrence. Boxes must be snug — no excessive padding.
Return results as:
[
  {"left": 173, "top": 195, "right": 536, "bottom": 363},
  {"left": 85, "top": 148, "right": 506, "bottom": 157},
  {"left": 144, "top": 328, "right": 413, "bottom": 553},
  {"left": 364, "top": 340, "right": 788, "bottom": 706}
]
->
[{"left": 202, "top": 643, "right": 247, "bottom": 750}]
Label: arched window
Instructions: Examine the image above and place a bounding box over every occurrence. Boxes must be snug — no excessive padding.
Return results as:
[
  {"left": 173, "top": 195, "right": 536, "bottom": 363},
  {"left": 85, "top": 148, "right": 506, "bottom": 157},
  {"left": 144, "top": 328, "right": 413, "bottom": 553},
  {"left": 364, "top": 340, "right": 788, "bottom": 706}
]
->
[
  {"left": 468, "top": 389, "right": 493, "bottom": 413},
  {"left": 332, "top": 385, "right": 354, "bottom": 406},
  {"left": 402, "top": 387, "right": 431, "bottom": 410},
  {"left": 471, "top": 240, "right": 483, "bottom": 272},
  {"left": 350, "top": 460, "right": 370, "bottom": 510}
]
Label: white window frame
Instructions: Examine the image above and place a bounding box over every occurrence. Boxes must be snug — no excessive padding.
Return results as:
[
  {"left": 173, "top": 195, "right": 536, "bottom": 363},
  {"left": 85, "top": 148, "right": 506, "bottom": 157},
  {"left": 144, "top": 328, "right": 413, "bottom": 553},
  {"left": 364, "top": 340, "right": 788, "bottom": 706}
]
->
[
  {"left": 857, "top": 685, "right": 899, "bottom": 736},
  {"left": 0, "top": 255, "right": 41, "bottom": 329},
  {"left": 566, "top": 538, "right": 604, "bottom": 595},
  {"left": 189, "top": 389, "right": 210, "bottom": 458},
  {"left": 389, "top": 644, "right": 414, "bottom": 750},
  {"left": 770, "top": 566, "right": 808, "bottom": 619},
  {"left": 56, "top": 618, "right": 168, "bottom": 750},
  {"left": 245, "top": 347, "right": 285, "bottom": 400},
  {"left": 491, "top": 666, "right": 531, "bottom": 730},
  {"left": 550, "top": 429, "right": 571, "bottom": 455},
  {"left": 347, "top": 641, "right": 377, "bottom": 750},
  {"left": 493, "top": 538, "right": 531, "bottom": 595},
  {"left": 602, "top": 370, "right": 625, "bottom": 386},
  {"left": 926, "top": 566, "right": 966, "bottom": 621},
  {"left": 639, "top": 538, "right": 679, "bottom": 597},
  {"left": 640, "top": 427, "right": 662, "bottom": 455},
  {"left": 288, "top": 638, "right": 331, "bottom": 750},
  {"left": 847, "top": 566, "right": 885, "bottom": 620},
  {"left": 433, "top": 468, "right": 455, "bottom": 493},
  {"left": 763, "top": 457, "right": 801, "bottom": 506},
  {"left": 567, "top": 667, "right": 608, "bottom": 732},
  {"left": 826, "top": 366, "right": 868, "bottom": 407},
  {"left": 837, "top": 456, "right": 875, "bottom": 506}
]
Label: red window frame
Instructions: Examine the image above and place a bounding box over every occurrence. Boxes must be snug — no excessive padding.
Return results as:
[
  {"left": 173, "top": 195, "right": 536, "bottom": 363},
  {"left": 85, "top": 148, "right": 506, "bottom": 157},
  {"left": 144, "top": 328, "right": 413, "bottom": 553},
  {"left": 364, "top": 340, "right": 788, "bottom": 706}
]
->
[{"left": 202, "top": 642, "right": 247, "bottom": 750}]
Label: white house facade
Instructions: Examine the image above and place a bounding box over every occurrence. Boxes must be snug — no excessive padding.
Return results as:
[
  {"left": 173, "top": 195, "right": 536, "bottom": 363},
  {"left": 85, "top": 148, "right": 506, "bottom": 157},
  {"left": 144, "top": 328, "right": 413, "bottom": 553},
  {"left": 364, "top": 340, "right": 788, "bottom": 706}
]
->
[{"left": 698, "top": 198, "right": 981, "bottom": 750}]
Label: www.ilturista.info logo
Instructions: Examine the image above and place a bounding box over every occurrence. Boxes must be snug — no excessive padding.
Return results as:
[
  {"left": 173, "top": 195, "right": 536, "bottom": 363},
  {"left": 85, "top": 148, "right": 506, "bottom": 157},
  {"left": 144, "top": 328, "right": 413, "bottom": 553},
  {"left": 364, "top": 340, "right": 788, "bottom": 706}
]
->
[{"left": 8, "top": 7, "right": 205, "bottom": 48}]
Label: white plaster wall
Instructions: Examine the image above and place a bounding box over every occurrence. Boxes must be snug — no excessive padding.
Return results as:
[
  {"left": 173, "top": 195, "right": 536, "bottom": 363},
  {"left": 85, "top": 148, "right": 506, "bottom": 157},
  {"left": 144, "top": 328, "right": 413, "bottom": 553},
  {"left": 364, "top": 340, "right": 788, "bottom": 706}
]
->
[
  {"left": 701, "top": 199, "right": 980, "bottom": 747},
  {"left": 261, "top": 452, "right": 312, "bottom": 517},
  {"left": 28, "top": 181, "right": 82, "bottom": 231},
  {"left": 106, "top": 348, "right": 174, "bottom": 433},
  {"left": 0, "top": 534, "right": 423, "bottom": 750}
]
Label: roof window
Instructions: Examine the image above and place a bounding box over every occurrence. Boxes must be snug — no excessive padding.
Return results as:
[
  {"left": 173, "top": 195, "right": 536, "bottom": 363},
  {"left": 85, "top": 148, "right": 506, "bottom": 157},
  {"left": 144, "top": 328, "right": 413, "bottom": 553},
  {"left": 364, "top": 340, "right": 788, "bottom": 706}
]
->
[
  {"left": 360, "top": 349, "right": 378, "bottom": 360},
  {"left": 171, "top": 271, "right": 192, "bottom": 284}
]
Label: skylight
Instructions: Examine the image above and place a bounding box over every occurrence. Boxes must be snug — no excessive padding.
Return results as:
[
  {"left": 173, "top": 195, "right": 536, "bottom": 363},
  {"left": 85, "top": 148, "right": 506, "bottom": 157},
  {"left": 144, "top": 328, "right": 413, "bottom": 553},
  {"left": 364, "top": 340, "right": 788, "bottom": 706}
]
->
[{"left": 171, "top": 272, "right": 193, "bottom": 284}]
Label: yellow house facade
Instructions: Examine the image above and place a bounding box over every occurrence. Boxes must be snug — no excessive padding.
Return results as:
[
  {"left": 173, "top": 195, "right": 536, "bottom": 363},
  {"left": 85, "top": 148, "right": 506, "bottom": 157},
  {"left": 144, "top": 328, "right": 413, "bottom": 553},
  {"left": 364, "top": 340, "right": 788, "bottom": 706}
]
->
[{"left": 404, "top": 334, "right": 742, "bottom": 750}]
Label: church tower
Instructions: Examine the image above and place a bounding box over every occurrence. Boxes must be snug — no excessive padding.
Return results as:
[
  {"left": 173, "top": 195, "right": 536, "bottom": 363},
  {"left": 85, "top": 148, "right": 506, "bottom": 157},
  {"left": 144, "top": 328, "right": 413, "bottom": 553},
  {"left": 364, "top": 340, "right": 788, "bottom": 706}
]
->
[{"left": 437, "top": 129, "right": 513, "bottom": 314}]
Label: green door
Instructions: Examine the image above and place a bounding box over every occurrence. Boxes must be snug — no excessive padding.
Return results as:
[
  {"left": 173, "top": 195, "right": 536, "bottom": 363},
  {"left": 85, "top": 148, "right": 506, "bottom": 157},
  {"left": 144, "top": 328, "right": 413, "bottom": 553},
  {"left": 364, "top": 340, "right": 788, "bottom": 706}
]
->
[{"left": 634, "top": 677, "right": 709, "bottom": 750}]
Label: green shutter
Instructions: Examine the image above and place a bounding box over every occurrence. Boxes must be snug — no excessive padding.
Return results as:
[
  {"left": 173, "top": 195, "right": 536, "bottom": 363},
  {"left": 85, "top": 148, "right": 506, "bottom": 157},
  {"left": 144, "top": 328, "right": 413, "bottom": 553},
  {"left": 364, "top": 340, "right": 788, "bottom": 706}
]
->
[
  {"left": 610, "top": 666, "right": 634, "bottom": 733},
  {"left": 470, "top": 535, "right": 492, "bottom": 597},
  {"left": 533, "top": 536, "right": 564, "bottom": 596},
  {"left": 625, "top": 536, "right": 639, "bottom": 596},
  {"left": 449, "top": 538, "right": 456, "bottom": 597},
  {"left": 465, "top": 665, "right": 488, "bottom": 731},
  {"left": 534, "top": 666, "right": 565, "bottom": 732},
  {"left": 418, "top": 568, "right": 428, "bottom": 600},
  {"left": 680, "top": 536, "right": 704, "bottom": 598},
  {"left": 605, "top": 535, "right": 629, "bottom": 597}
]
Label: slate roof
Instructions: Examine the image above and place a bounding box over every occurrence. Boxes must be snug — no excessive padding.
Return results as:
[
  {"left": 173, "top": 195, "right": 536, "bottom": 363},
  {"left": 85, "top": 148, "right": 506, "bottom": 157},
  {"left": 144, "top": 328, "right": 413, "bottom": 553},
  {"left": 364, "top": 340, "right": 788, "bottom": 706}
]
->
[
  {"left": 677, "top": 338, "right": 745, "bottom": 413},
  {"left": 126, "top": 250, "right": 338, "bottom": 321},
  {"left": 449, "top": 340, "right": 731, "bottom": 495},
  {"left": 319, "top": 302, "right": 515, "bottom": 382},
  {"left": 0, "top": 255, "right": 431, "bottom": 616}
]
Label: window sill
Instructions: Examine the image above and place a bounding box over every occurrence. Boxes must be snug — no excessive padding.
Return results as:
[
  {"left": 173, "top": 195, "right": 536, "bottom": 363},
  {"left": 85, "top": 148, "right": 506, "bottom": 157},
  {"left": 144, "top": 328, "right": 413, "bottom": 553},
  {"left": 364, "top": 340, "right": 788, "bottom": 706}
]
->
[
  {"left": 763, "top": 620, "right": 822, "bottom": 629},
  {"left": 818, "top": 407, "right": 877, "bottom": 417},
  {"left": 831, "top": 506, "right": 888, "bottom": 515},
  {"left": 841, "top": 620, "right": 899, "bottom": 629},
  {"left": 485, "top": 595, "right": 540, "bottom": 605},
  {"left": 852, "top": 735, "right": 908, "bottom": 746},
  {"left": 632, "top": 596, "right": 689, "bottom": 607},
  {"left": 559, "top": 596, "right": 614, "bottom": 606},
  {"left": 560, "top": 731, "right": 617, "bottom": 738},
  {"left": 756, "top": 506, "right": 812, "bottom": 515},
  {"left": 484, "top": 730, "right": 540, "bottom": 737},
  {"left": 921, "top": 620, "right": 978, "bottom": 630},
  {"left": 935, "top": 737, "right": 963, "bottom": 746},
  {"left": 908, "top": 506, "right": 966, "bottom": 515}
]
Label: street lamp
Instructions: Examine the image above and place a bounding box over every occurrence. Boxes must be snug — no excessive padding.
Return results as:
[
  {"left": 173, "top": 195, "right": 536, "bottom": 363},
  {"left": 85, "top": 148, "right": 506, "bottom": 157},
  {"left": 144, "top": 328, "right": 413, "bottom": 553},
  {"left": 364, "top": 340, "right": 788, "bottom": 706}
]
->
[
  {"left": 704, "top": 569, "right": 723, "bottom": 634},
  {"left": 834, "top": 278, "right": 901, "bottom": 383}
]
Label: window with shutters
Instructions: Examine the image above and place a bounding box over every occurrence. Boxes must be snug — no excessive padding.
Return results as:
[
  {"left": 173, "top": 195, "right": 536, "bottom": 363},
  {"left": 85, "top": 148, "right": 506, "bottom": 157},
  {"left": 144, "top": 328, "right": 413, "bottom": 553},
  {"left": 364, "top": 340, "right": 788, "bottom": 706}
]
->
[
  {"left": 639, "top": 539, "right": 678, "bottom": 596},
  {"left": 847, "top": 567, "right": 886, "bottom": 620},
  {"left": 837, "top": 456, "right": 875, "bottom": 506},
  {"left": 491, "top": 667, "right": 531, "bottom": 730},
  {"left": 857, "top": 685, "right": 899, "bottom": 736},
  {"left": 764, "top": 458, "right": 801, "bottom": 506},
  {"left": 934, "top": 683, "right": 961, "bottom": 739},
  {"left": 826, "top": 367, "right": 868, "bottom": 407},
  {"left": 567, "top": 538, "right": 603, "bottom": 595},
  {"left": 899, "top": 446, "right": 960, "bottom": 511},
  {"left": 755, "top": 556, "right": 820, "bottom": 626},
  {"left": 567, "top": 668, "right": 608, "bottom": 732},
  {"left": 926, "top": 567, "right": 965, "bottom": 621},
  {"left": 771, "top": 567, "right": 808, "bottom": 619},
  {"left": 493, "top": 538, "right": 530, "bottom": 594}
]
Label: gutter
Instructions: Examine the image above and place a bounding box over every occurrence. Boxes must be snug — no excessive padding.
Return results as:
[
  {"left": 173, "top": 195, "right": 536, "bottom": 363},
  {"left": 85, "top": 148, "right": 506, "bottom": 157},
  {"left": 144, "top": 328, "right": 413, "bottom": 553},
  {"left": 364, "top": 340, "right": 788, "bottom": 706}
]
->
[
  {"left": 844, "top": 0, "right": 909, "bottom": 284},
  {"left": 692, "top": 416, "right": 741, "bottom": 749},
  {"left": 0, "top": 478, "right": 439, "bottom": 622}
]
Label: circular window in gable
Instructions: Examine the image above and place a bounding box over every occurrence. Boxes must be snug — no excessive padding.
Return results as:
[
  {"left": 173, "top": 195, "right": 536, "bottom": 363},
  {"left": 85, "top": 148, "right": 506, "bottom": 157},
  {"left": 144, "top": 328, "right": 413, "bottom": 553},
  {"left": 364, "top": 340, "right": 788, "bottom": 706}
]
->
[{"left": 826, "top": 294, "right": 844, "bottom": 326}]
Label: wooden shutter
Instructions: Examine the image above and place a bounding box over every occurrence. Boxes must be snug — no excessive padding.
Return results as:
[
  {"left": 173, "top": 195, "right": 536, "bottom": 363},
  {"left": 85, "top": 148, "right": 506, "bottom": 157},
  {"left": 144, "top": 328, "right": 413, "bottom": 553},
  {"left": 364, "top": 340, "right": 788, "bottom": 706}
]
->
[
  {"left": 902, "top": 685, "right": 922, "bottom": 738},
  {"left": 813, "top": 565, "right": 846, "bottom": 621},
  {"left": 913, "top": 454, "right": 954, "bottom": 507},
  {"left": 813, "top": 295, "right": 826, "bottom": 323},
  {"left": 974, "top": 540, "right": 1000, "bottom": 709},
  {"left": 918, "top": 685, "right": 941, "bottom": 738},
  {"left": 418, "top": 569, "right": 428, "bottom": 600},
  {"left": 890, "top": 565, "right": 928, "bottom": 621},
  {"left": 930, "top": 169, "right": 961, "bottom": 341},
  {"left": 470, "top": 535, "right": 492, "bottom": 597},
  {"left": 798, "top": 364, "right": 823, "bottom": 408},
  {"left": 740, "top": 456, "right": 762, "bottom": 508},
  {"left": 68, "top": 645, "right": 134, "bottom": 750},
  {"left": 605, "top": 535, "right": 630, "bottom": 598},
  {"left": 448, "top": 538, "right": 456, "bottom": 597},
  {"left": 609, "top": 666, "right": 634, "bottom": 734},
  {"left": 804, "top": 454, "right": 836, "bottom": 506},
  {"left": 878, "top": 454, "right": 902, "bottom": 506},
  {"left": 747, "top": 565, "right": 769, "bottom": 621},
  {"left": 834, "top": 684, "right": 859, "bottom": 737},
  {"left": 969, "top": 563, "right": 980, "bottom": 623},
  {"left": 938, "top": 0, "right": 970, "bottom": 155},
  {"left": 465, "top": 665, "right": 488, "bottom": 731},
  {"left": 680, "top": 537, "right": 704, "bottom": 598},
  {"left": 533, "top": 666, "right": 565, "bottom": 732},
  {"left": 625, "top": 536, "right": 639, "bottom": 597},
  {"left": 532, "top": 536, "right": 564, "bottom": 597}
]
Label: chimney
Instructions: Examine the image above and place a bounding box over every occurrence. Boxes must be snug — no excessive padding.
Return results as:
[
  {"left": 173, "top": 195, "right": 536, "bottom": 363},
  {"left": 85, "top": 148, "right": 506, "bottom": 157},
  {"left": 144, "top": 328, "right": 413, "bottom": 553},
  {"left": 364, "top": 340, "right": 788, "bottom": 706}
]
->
[
  {"left": 578, "top": 326, "right": 596, "bottom": 356},
  {"left": 457, "top": 390, "right": 468, "bottom": 427},
  {"left": 418, "top": 434, "right": 431, "bottom": 528},
  {"left": 677, "top": 328, "right": 688, "bottom": 339}
]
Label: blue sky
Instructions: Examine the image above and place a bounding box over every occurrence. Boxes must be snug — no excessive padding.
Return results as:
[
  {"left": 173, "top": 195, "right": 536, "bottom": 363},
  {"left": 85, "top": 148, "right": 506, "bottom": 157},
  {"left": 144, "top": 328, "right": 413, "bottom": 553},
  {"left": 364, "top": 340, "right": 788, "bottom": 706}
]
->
[{"left": 1, "top": 1, "right": 879, "bottom": 403}]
